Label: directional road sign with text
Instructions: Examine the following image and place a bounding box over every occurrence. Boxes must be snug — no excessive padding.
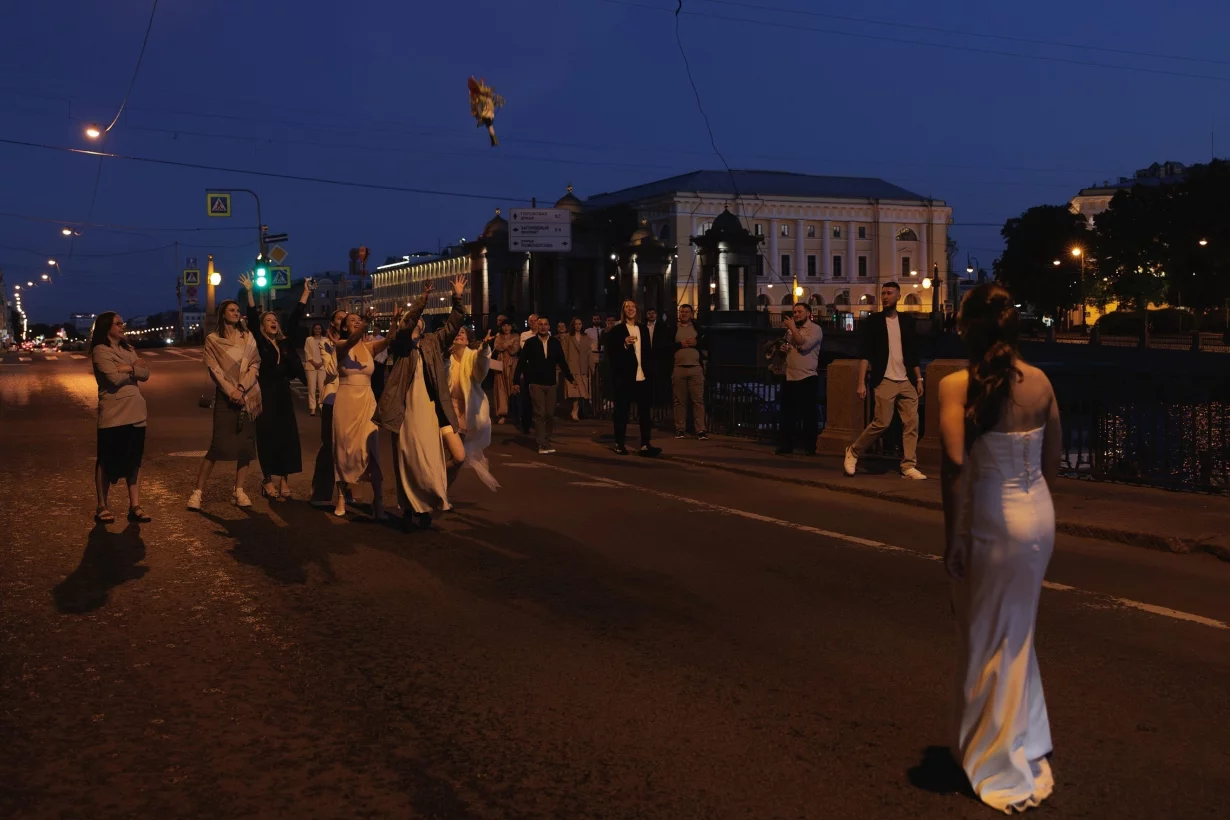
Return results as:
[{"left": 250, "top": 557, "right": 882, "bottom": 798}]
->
[{"left": 509, "top": 208, "right": 572, "bottom": 252}]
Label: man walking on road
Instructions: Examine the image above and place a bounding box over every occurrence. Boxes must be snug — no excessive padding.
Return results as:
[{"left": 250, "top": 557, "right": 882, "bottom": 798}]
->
[
  {"left": 513, "top": 317, "right": 575, "bottom": 454},
  {"left": 845, "top": 281, "right": 926, "bottom": 480},
  {"left": 672, "top": 304, "right": 706, "bottom": 440},
  {"left": 775, "top": 302, "right": 823, "bottom": 455},
  {"left": 516, "top": 314, "right": 539, "bottom": 434}
]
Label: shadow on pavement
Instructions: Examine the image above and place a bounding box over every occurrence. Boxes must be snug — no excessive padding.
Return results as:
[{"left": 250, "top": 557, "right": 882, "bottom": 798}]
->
[
  {"left": 907, "top": 745, "right": 975, "bottom": 800},
  {"left": 201, "top": 503, "right": 358, "bottom": 585},
  {"left": 52, "top": 522, "right": 149, "bottom": 614}
]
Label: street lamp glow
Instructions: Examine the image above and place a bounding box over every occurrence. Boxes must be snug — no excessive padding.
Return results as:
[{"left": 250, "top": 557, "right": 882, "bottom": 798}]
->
[
  {"left": 47, "top": 259, "right": 56, "bottom": 266},
  {"left": 41, "top": 274, "right": 49, "bottom": 281},
  {"left": 966, "top": 264, "right": 974, "bottom": 274},
  {"left": 793, "top": 286, "right": 803, "bottom": 297},
  {"left": 61, "top": 227, "right": 72, "bottom": 236},
  {"left": 209, "top": 272, "right": 222, "bottom": 286},
  {"left": 27, "top": 281, "right": 34, "bottom": 287},
  {"left": 1071, "top": 247, "right": 1082, "bottom": 257},
  {"left": 1198, "top": 238, "right": 1209, "bottom": 246},
  {"left": 85, "top": 124, "right": 102, "bottom": 140},
  {"left": 1052, "top": 260, "right": 1061, "bottom": 266},
  {"left": 922, "top": 278, "right": 932, "bottom": 289},
  {"left": 909, "top": 270, "right": 918, "bottom": 277}
]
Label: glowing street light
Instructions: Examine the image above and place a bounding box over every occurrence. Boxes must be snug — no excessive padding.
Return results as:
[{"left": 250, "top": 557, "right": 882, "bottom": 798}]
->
[
  {"left": 1198, "top": 238, "right": 1209, "bottom": 247},
  {"left": 209, "top": 272, "right": 222, "bottom": 286},
  {"left": 922, "top": 277, "right": 933, "bottom": 289},
  {"left": 1071, "top": 247, "right": 1083, "bottom": 258},
  {"left": 61, "top": 227, "right": 72, "bottom": 236},
  {"left": 47, "top": 259, "right": 56, "bottom": 266},
  {"left": 1052, "top": 260, "right": 1061, "bottom": 266},
  {"left": 85, "top": 124, "right": 102, "bottom": 140},
  {"left": 40, "top": 274, "right": 49, "bottom": 281},
  {"left": 793, "top": 286, "right": 803, "bottom": 297}
]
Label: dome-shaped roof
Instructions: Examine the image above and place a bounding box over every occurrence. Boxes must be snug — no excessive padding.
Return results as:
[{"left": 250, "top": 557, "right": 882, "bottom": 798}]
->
[
  {"left": 554, "top": 185, "right": 584, "bottom": 214},
  {"left": 482, "top": 208, "right": 508, "bottom": 237},
  {"left": 710, "top": 207, "right": 745, "bottom": 235},
  {"left": 629, "top": 219, "right": 654, "bottom": 244}
]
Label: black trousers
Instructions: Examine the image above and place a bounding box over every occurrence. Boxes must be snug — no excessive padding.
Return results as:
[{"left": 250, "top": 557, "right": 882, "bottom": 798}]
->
[
  {"left": 310, "top": 403, "right": 335, "bottom": 503},
  {"left": 779, "top": 375, "right": 819, "bottom": 453},
  {"left": 613, "top": 379, "right": 654, "bottom": 448}
]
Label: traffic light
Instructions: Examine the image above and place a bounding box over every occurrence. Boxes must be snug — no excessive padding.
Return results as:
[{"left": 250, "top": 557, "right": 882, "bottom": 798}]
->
[{"left": 254, "top": 259, "right": 269, "bottom": 289}]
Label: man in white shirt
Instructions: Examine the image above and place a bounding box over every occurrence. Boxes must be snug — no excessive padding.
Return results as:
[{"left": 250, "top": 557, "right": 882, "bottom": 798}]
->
[
  {"left": 310, "top": 309, "right": 347, "bottom": 506},
  {"left": 584, "top": 313, "right": 603, "bottom": 350},
  {"left": 775, "top": 302, "right": 823, "bottom": 455},
  {"left": 845, "top": 281, "right": 926, "bottom": 479},
  {"left": 606, "top": 300, "right": 661, "bottom": 456}
]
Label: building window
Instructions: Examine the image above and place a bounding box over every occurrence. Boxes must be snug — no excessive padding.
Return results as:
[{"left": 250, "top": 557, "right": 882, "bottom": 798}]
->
[
  {"left": 754, "top": 223, "right": 763, "bottom": 236},
  {"left": 901, "top": 256, "right": 912, "bottom": 278},
  {"left": 806, "top": 224, "right": 816, "bottom": 238},
  {"left": 807, "top": 255, "right": 817, "bottom": 277},
  {"left": 780, "top": 254, "right": 791, "bottom": 278},
  {"left": 832, "top": 225, "right": 842, "bottom": 239},
  {"left": 858, "top": 226, "right": 867, "bottom": 239},
  {"left": 757, "top": 255, "right": 765, "bottom": 278},
  {"left": 896, "top": 227, "right": 918, "bottom": 242},
  {"left": 832, "top": 255, "right": 843, "bottom": 278},
  {"left": 904, "top": 293, "right": 921, "bottom": 306},
  {"left": 701, "top": 221, "right": 713, "bottom": 234},
  {"left": 858, "top": 255, "right": 868, "bottom": 277},
  {"left": 660, "top": 224, "right": 671, "bottom": 241},
  {"left": 780, "top": 223, "right": 790, "bottom": 238}
]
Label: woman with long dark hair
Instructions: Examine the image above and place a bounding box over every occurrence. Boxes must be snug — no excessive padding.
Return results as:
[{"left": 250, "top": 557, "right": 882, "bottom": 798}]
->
[
  {"left": 188, "top": 298, "right": 261, "bottom": 510},
  {"left": 937, "top": 283, "right": 1062, "bottom": 813},
  {"left": 562, "top": 316, "right": 593, "bottom": 421},
  {"left": 89, "top": 312, "right": 151, "bottom": 523},
  {"left": 240, "top": 274, "right": 312, "bottom": 499},
  {"left": 492, "top": 318, "right": 520, "bottom": 424}
]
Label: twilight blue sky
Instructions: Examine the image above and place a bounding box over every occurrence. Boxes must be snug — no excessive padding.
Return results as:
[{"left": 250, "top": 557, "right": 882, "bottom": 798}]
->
[{"left": 3, "top": 0, "right": 1228, "bottom": 322}]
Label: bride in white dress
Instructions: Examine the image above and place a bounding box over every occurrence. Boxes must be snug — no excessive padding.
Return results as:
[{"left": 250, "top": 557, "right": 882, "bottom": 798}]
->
[{"left": 938, "top": 284, "right": 1062, "bottom": 814}]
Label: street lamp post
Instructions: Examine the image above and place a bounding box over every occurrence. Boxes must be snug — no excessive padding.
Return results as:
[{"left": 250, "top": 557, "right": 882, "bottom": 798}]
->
[{"left": 1071, "top": 247, "right": 1086, "bottom": 329}]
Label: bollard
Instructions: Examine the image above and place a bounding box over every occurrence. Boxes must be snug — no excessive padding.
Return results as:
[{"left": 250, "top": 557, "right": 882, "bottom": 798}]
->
[
  {"left": 815, "top": 359, "right": 865, "bottom": 456},
  {"left": 916, "top": 359, "right": 968, "bottom": 473}
]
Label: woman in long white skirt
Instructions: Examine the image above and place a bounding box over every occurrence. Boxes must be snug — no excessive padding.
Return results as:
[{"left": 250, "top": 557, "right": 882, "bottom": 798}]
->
[
  {"left": 938, "top": 284, "right": 1061, "bottom": 814},
  {"left": 447, "top": 327, "right": 500, "bottom": 492}
]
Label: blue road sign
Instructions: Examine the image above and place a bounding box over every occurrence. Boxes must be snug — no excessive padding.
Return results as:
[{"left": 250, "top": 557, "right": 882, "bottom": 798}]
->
[
  {"left": 207, "top": 193, "right": 231, "bottom": 217},
  {"left": 270, "top": 266, "right": 291, "bottom": 289}
]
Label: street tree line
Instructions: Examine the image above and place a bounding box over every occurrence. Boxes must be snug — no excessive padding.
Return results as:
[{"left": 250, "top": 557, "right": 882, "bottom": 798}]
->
[{"left": 994, "top": 159, "right": 1229, "bottom": 329}]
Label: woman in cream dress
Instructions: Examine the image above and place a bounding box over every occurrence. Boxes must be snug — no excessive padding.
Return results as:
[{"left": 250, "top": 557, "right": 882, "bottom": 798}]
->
[
  {"left": 447, "top": 327, "right": 499, "bottom": 492},
  {"left": 332, "top": 311, "right": 390, "bottom": 519},
  {"left": 939, "top": 284, "right": 1061, "bottom": 814}
]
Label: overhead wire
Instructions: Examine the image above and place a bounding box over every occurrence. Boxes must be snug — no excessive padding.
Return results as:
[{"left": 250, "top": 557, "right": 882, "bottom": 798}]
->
[{"left": 593, "top": 0, "right": 1230, "bottom": 84}]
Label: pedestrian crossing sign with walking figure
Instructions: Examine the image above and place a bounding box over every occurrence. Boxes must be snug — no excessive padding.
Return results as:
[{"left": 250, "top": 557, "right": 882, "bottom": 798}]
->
[
  {"left": 183, "top": 269, "right": 201, "bottom": 286},
  {"left": 270, "top": 266, "right": 291, "bottom": 289},
  {"left": 207, "top": 193, "right": 231, "bottom": 217}
]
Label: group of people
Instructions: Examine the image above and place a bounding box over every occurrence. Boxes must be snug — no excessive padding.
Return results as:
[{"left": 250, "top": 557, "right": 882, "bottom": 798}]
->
[
  {"left": 87, "top": 276, "right": 1059, "bottom": 814},
  {"left": 161, "top": 273, "right": 496, "bottom": 531}
]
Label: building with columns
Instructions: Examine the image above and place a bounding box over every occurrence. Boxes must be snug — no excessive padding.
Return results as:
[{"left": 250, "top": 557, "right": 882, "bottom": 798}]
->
[
  {"left": 369, "top": 170, "right": 954, "bottom": 325},
  {"left": 586, "top": 170, "right": 953, "bottom": 316}
]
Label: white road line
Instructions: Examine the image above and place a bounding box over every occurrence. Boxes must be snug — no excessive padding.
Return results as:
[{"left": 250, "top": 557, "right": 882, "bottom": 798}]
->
[
  {"left": 70, "top": 354, "right": 87, "bottom": 360},
  {"left": 525, "top": 460, "right": 1230, "bottom": 632},
  {"left": 163, "top": 349, "right": 195, "bottom": 358},
  {"left": 18, "top": 356, "right": 31, "bottom": 361},
  {"left": 143, "top": 351, "right": 159, "bottom": 357}
]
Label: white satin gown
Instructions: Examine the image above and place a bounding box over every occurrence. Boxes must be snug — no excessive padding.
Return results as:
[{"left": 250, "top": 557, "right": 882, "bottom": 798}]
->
[{"left": 952, "top": 427, "right": 1055, "bottom": 814}]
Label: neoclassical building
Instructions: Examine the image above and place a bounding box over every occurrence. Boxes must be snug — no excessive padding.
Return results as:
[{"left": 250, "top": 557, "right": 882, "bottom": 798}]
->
[{"left": 370, "top": 170, "right": 954, "bottom": 323}]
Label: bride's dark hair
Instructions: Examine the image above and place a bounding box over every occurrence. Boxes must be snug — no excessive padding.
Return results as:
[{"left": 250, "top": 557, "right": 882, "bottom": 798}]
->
[{"left": 959, "top": 284, "right": 1023, "bottom": 435}]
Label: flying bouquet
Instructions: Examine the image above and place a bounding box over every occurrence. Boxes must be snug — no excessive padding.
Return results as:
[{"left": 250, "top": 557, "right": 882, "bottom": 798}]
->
[{"left": 467, "top": 76, "right": 505, "bottom": 147}]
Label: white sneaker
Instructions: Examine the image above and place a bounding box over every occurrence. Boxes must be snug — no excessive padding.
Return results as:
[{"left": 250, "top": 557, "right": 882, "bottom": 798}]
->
[
  {"left": 187, "top": 489, "right": 202, "bottom": 511},
  {"left": 843, "top": 447, "right": 858, "bottom": 477},
  {"left": 233, "top": 488, "right": 253, "bottom": 508},
  {"left": 901, "top": 467, "right": 927, "bottom": 480},
  {"left": 538, "top": 447, "right": 551, "bottom": 455}
]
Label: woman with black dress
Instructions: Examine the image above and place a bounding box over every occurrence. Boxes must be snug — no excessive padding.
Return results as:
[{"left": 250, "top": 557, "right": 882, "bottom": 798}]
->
[{"left": 240, "top": 274, "right": 312, "bottom": 500}]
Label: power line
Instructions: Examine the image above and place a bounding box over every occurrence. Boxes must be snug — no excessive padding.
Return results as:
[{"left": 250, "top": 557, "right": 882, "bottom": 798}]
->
[
  {"left": 0, "top": 137, "right": 536, "bottom": 203},
  {"left": 0, "top": 210, "right": 250, "bottom": 233},
  {"left": 100, "top": 0, "right": 161, "bottom": 136},
  {"left": 696, "top": 0, "right": 1230, "bottom": 68},
  {"left": 594, "top": 0, "right": 1230, "bottom": 84}
]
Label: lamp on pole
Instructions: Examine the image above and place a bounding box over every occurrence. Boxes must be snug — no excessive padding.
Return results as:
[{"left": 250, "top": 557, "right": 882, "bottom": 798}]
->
[{"left": 1071, "top": 246, "right": 1086, "bottom": 329}]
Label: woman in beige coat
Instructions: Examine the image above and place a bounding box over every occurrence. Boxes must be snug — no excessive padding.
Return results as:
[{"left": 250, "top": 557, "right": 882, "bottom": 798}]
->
[{"left": 89, "top": 312, "right": 151, "bottom": 523}]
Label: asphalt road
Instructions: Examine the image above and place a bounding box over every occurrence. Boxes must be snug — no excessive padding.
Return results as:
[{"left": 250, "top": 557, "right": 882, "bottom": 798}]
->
[{"left": 2, "top": 352, "right": 1228, "bottom": 819}]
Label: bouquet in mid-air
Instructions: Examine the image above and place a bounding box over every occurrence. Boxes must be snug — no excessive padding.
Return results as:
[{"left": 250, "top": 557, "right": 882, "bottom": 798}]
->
[{"left": 467, "top": 76, "right": 505, "bottom": 146}]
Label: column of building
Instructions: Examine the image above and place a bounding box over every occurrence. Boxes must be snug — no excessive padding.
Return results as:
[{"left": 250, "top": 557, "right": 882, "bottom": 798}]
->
[{"left": 794, "top": 219, "right": 805, "bottom": 298}]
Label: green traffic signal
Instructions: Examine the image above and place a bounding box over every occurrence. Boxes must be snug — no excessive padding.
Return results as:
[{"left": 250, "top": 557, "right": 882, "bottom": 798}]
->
[{"left": 254, "top": 259, "right": 269, "bottom": 288}]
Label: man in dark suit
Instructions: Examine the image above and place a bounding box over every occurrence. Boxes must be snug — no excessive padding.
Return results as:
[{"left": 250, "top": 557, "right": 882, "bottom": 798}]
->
[
  {"left": 513, "top": 316, "right": 575, "bottom": 455},
  {"left": 845, "top": 281, "right": 926, "bottom": 480},
  {"left": 644, "top": 307, "right": 675, "bottom": 408},
  {"left": 605, "top": 299, "right": 662, "bottom": 457}
]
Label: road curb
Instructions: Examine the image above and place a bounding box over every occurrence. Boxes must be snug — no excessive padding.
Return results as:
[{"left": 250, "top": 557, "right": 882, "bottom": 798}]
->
[{"left": 663, "top": 453, "right": 1230, "bottom": 561}]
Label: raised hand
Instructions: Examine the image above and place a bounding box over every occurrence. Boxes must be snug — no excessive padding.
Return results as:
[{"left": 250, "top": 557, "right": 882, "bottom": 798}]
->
[
  {"left": 238, "top": 273, "right": 254, "bottom": 291},
  {"left": 450, "top": 275, "right": 467, "bottom": 298},
  {"left": 422, "top": 281, "right": 435, "bottom": 295}
]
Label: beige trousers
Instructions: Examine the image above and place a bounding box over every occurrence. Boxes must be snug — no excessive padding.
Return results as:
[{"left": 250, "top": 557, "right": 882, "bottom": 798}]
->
[{"left": 850, "top": 378, "right": 919, "bottom": 470}]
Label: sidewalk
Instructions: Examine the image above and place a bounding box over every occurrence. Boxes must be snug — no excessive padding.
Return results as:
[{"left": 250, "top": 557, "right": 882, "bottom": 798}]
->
[{"left": 539, "top": 420, "right": 1230, "bottom": 561}]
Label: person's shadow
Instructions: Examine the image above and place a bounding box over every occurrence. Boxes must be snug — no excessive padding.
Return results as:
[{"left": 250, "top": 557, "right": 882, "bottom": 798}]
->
[
  {"left": 202, "top": 504, "right": 355, "bottom": 585},
  {"left": 53, "top": 522, "right": 149, "bottom": 614},
  {"left": 907, "top": 746, "right": 975, "bottom": 799}
]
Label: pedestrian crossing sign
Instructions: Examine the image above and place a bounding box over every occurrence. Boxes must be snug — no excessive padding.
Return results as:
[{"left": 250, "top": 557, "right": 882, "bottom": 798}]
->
[
  {"left": 270, "top": 266, "right": 291, "bottom": 289},
  {"left": 183, "top": 269, "right": 201, "bottom": 286},
  {"left": 206, "top": 193, "right": 231, "bottom": 217}
]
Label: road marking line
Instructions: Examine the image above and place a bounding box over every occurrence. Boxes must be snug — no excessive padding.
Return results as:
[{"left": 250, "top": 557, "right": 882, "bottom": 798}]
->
[
  {"left": 163, "top": 349, "right": 195, "bottom": 358},
  {"left": 526, "top": 460, "right": 1230, "bottom": 632},
  {"left": 143, "top": 351, "right": 159, "bottom": 357},
  {"left": 70, "top": 354, "right": 87, "bottom": 359},
  {"left": 18, "top": 356, "right": 31, "bottom": 361},
  {"left": 167, "top": 451, "right": 209, "bottom": 458}
]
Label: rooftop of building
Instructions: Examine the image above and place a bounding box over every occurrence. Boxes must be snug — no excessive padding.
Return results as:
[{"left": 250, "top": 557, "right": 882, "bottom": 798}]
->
[
  {"left": 585, "top": 170, "right": 938, "bottom": 208},
  {"left": 1075, "top": 161, "right": 1190, "bottom": 196}
]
